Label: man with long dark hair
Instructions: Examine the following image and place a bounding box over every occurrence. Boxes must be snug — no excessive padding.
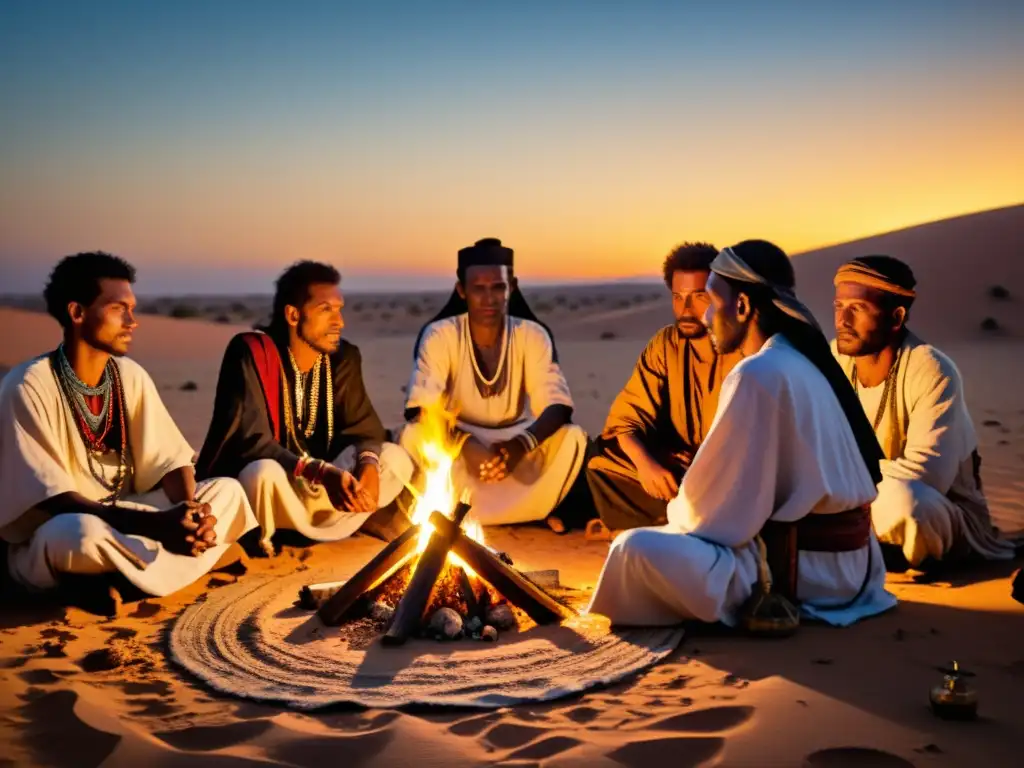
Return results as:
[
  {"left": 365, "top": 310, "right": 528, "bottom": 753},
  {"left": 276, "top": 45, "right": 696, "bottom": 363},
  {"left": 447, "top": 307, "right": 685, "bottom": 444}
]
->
[
  {"left": 0, "top": 252, "right": 256, "bottom": 609},
  {"left": 402, "top": 238, "right": 588, "bottom": 530},
  {"left": 197, "top": 261, "right": 413, "bottom": 555},
  {"left": 585, "top": 242, "right": 742, "bottom": 540},
  {"left": 832, "top": 255, "right": 1017, "bottom": 569},
  {"left": 587, "top": 240, "right": 895, "bottom": 628}
]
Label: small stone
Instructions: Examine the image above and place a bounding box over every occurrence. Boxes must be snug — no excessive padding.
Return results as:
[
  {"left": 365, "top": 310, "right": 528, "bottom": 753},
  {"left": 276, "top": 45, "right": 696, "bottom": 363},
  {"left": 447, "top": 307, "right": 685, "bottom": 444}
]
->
[
  {"left": 485, "top": 604, "right": 517, "bottom": 631},
  {"left": 481, "top": 625, "right": 498, "bottom": 642},
  {"left": 179, "top": 381, "right": 198, "bottom": 391},
  {"left": 466, "top": 616, "right": 483, "bottom": 634},
  {"left": 370, "top": 602, "right": 395, "bottom": 624},
  {"left": 429, "top": 607, "right": 463, "bottom": 639}
]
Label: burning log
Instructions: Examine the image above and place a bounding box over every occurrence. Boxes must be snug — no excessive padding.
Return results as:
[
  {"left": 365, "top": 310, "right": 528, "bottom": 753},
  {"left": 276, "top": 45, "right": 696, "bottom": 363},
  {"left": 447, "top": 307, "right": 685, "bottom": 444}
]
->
[
  {"left": 317, "top": 525, "right": 420, "bottom": 626},
  {"left": 429, "top": 511, "right": 575, "bottom": 625},
  {"left": 381, "top": 500, "right": 473, "bottom": 646},
  {"left": 456, "top": 567, "right": 482, "bottom": 621}
]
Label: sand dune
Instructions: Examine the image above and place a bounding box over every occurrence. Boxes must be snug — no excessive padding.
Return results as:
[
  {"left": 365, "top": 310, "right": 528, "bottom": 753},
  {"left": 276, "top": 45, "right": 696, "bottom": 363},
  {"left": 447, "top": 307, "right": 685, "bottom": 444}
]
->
[{"left": 2, "top": 206, "right": 1024, "bottom": 766}]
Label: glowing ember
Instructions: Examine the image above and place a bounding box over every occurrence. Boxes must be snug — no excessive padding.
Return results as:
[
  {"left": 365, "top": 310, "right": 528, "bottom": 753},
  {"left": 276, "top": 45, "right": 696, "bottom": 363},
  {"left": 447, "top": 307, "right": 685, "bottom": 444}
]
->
[{"left": 405, "top": 399, "right": 485, "bottom": 569}]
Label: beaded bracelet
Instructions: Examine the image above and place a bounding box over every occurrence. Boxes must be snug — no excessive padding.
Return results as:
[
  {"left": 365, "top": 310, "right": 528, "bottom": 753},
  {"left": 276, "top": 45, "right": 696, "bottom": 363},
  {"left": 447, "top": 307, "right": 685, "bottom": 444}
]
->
[
  {"left": 311, "top": 459, "right": 329, "bottom": 487},
  {"left": 357, "top": 451, "right": 380, "bottom": 467}
]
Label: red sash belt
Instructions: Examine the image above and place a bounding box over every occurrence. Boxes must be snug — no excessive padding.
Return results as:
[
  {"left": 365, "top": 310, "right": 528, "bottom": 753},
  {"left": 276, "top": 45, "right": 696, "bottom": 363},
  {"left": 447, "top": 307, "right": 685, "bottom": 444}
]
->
[{"left": 760, "top": 505, "right": 872, "bottom": 602}]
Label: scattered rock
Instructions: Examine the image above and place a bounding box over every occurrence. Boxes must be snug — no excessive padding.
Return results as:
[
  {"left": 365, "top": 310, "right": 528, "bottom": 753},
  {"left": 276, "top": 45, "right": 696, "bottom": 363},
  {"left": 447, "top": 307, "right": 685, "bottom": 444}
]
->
[
  {"left": 982, "top": 419, "right": 1002, "bottom": 427},
  {"left": 369, "top": 602, "right": 395, "bottom": 624},
  {"left": 599, "top": 331, "right": 616, "bottom": 340},
  {"left": 486, "top": 604, "right": 518, "bottom": 631},
  {"left": 466, "top": 616, "right": 483, "bottom": 634},
  {"left": 980, "top": 317, "right": 1000, "bottom": 332},
  {"left": 41, "top": 640, "right": 68, "bottom": 658},
  {"left": 812, "top": 658, "right": 834, "bottom": 665},
  {"left": 429, "top": 607, "right": 463, "bottom": 639},
  {"left": 481, "top": 625, "right": 498, "bottom": 642},
  {"left": 179, "top": 381, "right": 198, "bottom": 391},
  {"left": 915, "top": 743, "right": 944, "bottom": 754},
  {"left": 988, "top": 285, "right": 1010, "bottom": 300}
]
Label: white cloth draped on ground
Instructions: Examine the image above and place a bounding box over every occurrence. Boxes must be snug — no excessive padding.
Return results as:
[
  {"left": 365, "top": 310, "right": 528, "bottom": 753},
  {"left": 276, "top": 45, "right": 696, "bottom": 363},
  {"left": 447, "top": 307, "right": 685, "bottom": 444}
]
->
[
  {"left": 587, "top": 335, "right": 896, "bottom": 628},
  {"left": 0, "top": 354, "right": 257, "bottom": 595},
  {"left": 238, "top": 442, "right": 414, "bottom": 550},
  {"left": 403, "top": 314, "right": 586, "bottom": 525},
  {"left": 832, "top": 334, "right": 1020, "bottom": 566}
]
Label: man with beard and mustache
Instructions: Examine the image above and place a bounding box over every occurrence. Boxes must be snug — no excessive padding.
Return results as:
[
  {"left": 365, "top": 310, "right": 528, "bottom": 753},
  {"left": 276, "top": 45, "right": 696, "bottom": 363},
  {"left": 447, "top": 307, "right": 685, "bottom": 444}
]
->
[
  {"left": 587, "top": 240, "right": 896, "bottom": 629},
  {"left": 197, "top": 261, "right": 414, "bottom": 556},
  {"left": 831, "top": 256, "right": 1018, "bottom": 570},
  {"left": 584, "top": 243, "right": 742, "bottom": 541},
  {"left": 0, "top": 253, "right": 257, "bottom": 610}
]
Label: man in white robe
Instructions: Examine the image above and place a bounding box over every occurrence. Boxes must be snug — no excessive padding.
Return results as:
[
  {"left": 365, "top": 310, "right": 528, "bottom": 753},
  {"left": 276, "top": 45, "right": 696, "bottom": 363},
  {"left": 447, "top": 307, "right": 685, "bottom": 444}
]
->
[
  {"left": 0, "top": 252, "right": 256, "bottom": 605},
  {"left": 196, "top": 261, "right": 414, "bottom": 555},
  {"left": 401, "top": 238, "right": 588, "bottom": 529},
  {"left": 588, "top": 240, "right": 896, "bottom": 628},
  {"left": 832, "top": 256, "right": 1018, "bottom": 569}
]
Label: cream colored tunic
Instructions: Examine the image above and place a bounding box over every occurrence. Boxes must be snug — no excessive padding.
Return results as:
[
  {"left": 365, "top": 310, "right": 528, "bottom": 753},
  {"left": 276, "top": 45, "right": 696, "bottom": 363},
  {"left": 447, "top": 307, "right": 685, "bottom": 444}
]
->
[
  {"left": 238, "top": 442, "right": 414, "bottom": 553},
  {"left": 832, "top": 334, "right": 1018, "bottom": 566},
  {"left": 403, "top": 314, "right": 587, "bottom": 525},
  {"left": 0, "top": 355, "right": 257, "bottom": 595},
  {"left": 587, "top": 336, "right": 896, "bottom": 627}
]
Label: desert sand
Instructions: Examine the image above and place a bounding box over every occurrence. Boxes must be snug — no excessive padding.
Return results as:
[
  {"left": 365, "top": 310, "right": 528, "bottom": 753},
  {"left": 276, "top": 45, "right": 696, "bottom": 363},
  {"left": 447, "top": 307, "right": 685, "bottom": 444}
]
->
[{"left": 2, "top": 206, "right": 1023, "bottom": 767}]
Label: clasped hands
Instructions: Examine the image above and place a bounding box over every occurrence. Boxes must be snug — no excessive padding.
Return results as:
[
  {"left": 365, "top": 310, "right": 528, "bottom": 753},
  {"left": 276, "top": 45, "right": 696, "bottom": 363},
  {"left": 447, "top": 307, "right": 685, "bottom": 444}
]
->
[
  {"left": 321, "top": 462, "right": 380, "bottom": 514},
  {"left": 461, "top": 434, "right": 532, "bottom": 483}
]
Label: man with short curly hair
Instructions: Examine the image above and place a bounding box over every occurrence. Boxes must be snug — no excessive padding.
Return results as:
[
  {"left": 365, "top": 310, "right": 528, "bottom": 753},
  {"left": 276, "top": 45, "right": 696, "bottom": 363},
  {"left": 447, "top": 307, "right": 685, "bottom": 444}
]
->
[
  {"left": 0, "top": 252, "right": 256, "bottom": 610},
  {"left": 585, "top": 242, "right": 742, "bottom": 540}
]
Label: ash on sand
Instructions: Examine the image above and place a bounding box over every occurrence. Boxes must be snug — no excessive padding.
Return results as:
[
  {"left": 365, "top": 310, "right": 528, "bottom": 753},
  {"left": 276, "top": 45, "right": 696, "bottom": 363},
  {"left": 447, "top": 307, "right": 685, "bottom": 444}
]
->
[{"left": 169, "top": 566, "right": 684, "bottom": 710}]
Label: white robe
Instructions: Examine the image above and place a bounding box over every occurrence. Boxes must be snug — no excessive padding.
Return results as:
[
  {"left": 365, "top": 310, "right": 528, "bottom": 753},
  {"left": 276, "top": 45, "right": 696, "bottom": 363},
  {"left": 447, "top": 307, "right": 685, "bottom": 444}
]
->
[
  {"left": 832, "top": 335, "right": 1019, "bottom": 566},
  {"left": 0, "top": 354, "right": 257, "bottom": 595},
  {"left": 402, "top": 314, "right": 587, "bottom": 525},
  {"left": 587, "top": 335, "right": 896, "bottom": 628},
  {"left": 238, "top": 442, "right": 414, "bottom": 552}
]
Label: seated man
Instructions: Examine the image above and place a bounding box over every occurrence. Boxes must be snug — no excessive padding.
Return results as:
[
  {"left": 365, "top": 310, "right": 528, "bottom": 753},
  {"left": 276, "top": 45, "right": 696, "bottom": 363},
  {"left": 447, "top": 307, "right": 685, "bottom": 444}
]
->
[
  {"left": 831, "top": 256, "right": 1017, "bottom": 569},
  {"left": 197, "top": 261, "right": 414, "bottom": 556},
  {"left": 402, "top": 238, "right": 588, "bottom": 529},
  {"left": 587, "top": 240, "right": 895, "bottom": 628},
  {"left": 586, "top": 242, "right": 741, "bottom": 540},
  {"left": 0, "top": 253, "right": 256, "bottom": 606}
]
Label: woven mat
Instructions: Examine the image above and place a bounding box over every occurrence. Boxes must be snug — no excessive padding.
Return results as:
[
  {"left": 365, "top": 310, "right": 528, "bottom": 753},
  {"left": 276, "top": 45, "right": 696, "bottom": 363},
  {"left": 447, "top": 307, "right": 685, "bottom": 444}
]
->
[{"left": 169, "top": 567, "right": 684, "bottom": 710}]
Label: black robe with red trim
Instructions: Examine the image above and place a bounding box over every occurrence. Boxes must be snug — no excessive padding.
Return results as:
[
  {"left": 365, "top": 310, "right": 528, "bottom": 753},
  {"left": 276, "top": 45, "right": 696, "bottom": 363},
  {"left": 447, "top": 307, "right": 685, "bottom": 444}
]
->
[{"left": 195, "top": 331, "right": 386, "bottom": 480}]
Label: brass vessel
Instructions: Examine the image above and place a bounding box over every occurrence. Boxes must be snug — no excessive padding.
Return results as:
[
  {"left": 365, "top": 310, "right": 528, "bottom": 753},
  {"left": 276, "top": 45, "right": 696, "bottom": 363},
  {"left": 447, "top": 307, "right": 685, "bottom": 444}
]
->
[{"left": 929, "top": 661, "right": 978, "bottom": 720}]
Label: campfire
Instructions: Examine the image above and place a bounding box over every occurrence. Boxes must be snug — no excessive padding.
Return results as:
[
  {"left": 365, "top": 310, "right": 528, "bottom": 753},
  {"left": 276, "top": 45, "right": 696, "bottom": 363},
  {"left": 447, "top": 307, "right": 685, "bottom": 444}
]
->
[{"left": 307, "top": 402, "right": 575, "bottom": 644}]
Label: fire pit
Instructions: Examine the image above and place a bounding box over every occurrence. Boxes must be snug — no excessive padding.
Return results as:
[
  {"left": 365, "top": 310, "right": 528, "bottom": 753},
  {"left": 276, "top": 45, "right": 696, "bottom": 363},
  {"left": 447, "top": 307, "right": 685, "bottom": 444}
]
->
[{"left": 308, "top": 403, "right": 576, "bottom": 644}]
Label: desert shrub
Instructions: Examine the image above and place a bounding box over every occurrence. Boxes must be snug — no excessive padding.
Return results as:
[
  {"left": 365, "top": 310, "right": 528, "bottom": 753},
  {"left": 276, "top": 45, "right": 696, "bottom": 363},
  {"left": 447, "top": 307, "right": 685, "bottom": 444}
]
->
[
  {"left": 980, "top": 317, "right": 1000, "bottom": 332},
  {"left": 600, "top": 330, "right": 616, "bottom": 340},
  {"left": 388, "top": 299, "right": 399, "bottom": 309},
  {"left": 534, "top": 301, "right": 554, "bottom": 313},
  {"left": 169, "top": 304, "right": 200, "bottom": 319},
  {"left": 616, "top": 299, "right": 631, "bottom": 309},
  {"left": 989, "top": 285, "right": 1010, "bottom": 300},
  {"left": 351, "top": 301, "right": 364, "bottom": 313},
  {"left": 554, "top": 294, "right": 568, "bottom": 306},
  {"left": 230, "top": 301, "right": 248, "bottom": 314},
  {"left": 406, "top": 303, "right": 423, "bottom": 316},
  {"left": 568, "top": 302, "right": 579, "bottom": 311},
  {"left": 180, "top": 381, "right": 198, "bottom": 391},
  {"left": 214, "top": 314, "right": 232, "bottom": 324}
]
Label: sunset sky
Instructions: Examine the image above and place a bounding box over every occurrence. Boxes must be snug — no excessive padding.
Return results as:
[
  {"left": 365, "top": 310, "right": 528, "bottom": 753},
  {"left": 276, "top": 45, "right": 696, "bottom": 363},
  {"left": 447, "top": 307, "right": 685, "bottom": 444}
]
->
[{"left": 1, "top": 1, "right": 1021, "bottom": 293}]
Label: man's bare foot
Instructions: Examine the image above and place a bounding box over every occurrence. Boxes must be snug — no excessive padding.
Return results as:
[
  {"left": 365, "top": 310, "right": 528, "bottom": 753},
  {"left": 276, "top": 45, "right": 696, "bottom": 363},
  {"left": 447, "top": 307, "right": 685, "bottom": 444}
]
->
[{"left": 546, "top": 515, "right": 567, "bottom": 535}]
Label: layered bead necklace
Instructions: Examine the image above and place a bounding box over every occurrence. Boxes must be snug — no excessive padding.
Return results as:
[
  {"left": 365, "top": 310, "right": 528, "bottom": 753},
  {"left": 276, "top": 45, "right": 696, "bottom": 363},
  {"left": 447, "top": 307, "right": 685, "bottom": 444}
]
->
[
  {"left": 52, "top": 345, "right": 132, "bottom": 502},
  {"left": 288, "top": 348, "right": 334, "bottom": 445}
]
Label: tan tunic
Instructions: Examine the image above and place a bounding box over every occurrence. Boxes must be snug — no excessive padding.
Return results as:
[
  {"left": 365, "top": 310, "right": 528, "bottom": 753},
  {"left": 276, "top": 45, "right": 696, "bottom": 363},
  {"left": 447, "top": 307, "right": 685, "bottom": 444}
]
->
[
  {"left": 590, "top": 327, "right": 740, "bottom": 480},
  {"left": 832, "top": 333, "right": 1018, "bottom": 565}
]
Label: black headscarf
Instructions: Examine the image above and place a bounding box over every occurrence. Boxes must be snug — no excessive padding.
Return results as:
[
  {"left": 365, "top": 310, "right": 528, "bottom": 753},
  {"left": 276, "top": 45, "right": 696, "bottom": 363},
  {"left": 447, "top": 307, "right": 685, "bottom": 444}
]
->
[
  {"left": 412, "top": 238, "right": 558, "bottom": 361},
  {"left": 711, "top": 241, "right": 884, "bottom": 485}
]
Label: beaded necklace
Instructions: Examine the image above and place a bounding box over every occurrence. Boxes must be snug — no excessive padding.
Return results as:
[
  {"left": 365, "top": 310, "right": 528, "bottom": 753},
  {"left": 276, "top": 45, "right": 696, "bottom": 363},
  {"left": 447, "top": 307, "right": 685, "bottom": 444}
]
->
[
  {"left": 287, "top": 348, "right": 334, "bottom": 444},
  {"left": 51, "top": 347, "right": 133, "bottom": 502}
]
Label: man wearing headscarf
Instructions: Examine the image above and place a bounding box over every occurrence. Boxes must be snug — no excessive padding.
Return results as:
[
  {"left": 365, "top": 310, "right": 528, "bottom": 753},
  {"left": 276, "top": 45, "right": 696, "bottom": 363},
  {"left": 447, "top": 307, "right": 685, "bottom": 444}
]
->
[
  {"left": 401, "top": 238, "right": 589, "bottom": 529},
  {"left": 587, "top": 240, "right": 895, "bottom": 629},
  {"left": 585, "top": 242, "right": 742, "bottom": 540},
  {"left": 832, "top": 255, "right": 1018, "bottom": 569}
]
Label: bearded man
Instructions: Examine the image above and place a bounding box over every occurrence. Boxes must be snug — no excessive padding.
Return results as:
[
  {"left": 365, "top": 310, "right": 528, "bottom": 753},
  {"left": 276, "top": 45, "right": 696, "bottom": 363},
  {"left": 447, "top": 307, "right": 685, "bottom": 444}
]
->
[
  {"left": 401, "top": 238, "right": 588, "bottom": 530},
  {"left": 585, "top": 242, "right": 741, "bottom": 540},
  {"left": 196, "top": 261, "right": 414, "bottom": 556},
  {"left": 832, "top": 255, "right": 1018, "bottom": 569},
  {"left": 587, "top": 241, "right": 895, "bottom": 628},
  {"left": 0, "top": 252, "right": 256, "bottom": 607}
]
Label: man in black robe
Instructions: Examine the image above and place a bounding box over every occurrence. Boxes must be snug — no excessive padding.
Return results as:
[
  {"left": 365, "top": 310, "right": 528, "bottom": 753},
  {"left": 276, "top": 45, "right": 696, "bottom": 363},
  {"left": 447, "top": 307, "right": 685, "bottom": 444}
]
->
[{"left": 197, "top": 261, "right": 414, "bottom": 555}]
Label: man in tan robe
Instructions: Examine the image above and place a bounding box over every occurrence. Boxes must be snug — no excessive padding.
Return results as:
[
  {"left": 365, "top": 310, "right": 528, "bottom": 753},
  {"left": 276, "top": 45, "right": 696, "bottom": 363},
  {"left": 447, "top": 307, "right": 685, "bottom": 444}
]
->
[
  {"left": 1, "top": 253, "right": 256, "bottom": 611},
  {"left": 832, "top": 255, "right": 1019, "bottom": 569},
  {"left": 586, "top": 243, "right": 741, "bottom": 539}
]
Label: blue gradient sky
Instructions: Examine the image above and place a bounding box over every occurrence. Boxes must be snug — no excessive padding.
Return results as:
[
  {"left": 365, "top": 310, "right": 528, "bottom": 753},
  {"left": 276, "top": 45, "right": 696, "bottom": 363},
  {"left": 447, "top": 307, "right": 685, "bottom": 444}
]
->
[{"left": 1, "top": 1, "right": 1021, "bottom": 294}]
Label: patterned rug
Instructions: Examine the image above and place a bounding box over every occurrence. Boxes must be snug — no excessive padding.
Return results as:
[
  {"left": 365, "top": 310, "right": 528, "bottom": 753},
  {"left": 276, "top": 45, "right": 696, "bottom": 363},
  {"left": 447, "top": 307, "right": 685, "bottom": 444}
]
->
[{"left": 169, "top": 567, "right": 684, "bottom": 709}]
